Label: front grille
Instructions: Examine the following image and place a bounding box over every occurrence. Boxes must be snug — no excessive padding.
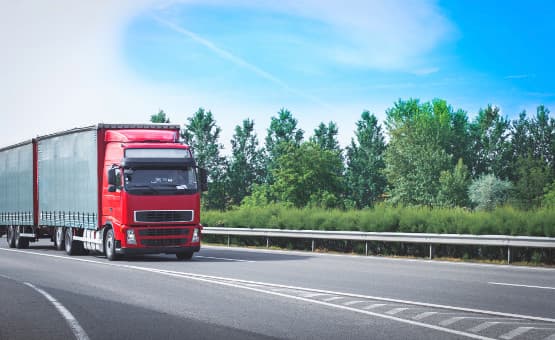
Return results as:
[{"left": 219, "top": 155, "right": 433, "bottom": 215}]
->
[
  {"left": 138, "top": 228, "right": 189, "bottom": 237},
  {"left": 135, "top": 210, "right": 193, "bottom": 223},
  {"left": 141, "top": 238, "right": 186, "bottom": 247}
]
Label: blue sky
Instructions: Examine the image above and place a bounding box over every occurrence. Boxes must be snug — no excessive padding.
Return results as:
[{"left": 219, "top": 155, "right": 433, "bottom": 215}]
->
[{"left": 1, "top": 0, "right": 554, "bottom": 149}]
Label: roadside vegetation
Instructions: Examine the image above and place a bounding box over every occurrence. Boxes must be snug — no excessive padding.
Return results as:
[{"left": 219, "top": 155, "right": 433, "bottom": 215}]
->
[{"left": 151, "top": 99, "right": 555, "bottom": 237}]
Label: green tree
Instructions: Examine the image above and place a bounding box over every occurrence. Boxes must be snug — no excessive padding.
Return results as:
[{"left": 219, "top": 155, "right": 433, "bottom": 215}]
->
[
  {"left": 514, "top": 155, "right": 551, "bottom": 208},
  {"left": 150, "top": 109, "right": 170, "bottom": 123},
  {"left": 345, "top": 111, "right": 386, "bottom": 208},
  {"left": 310, "top": 121, "right": 341, "bottom": 152},
  {"left": 265, "top": 108, "right": 304, "bottom": 183},
  {"left": 437, "top": 158, "right": 470, "bottom": 207},
  {"left": 384, "top": 99, "right": 452, "bottom": 206},
  {"left": 469, "top": 105, "right": 511, "bottom": 178},
  {"left": 270, "top": 142, "right": 344, "bottom": 208},
  {"left": 182, "top": 108, "right": 228, "bottom": 210},
  {"left": 468, "top": 174, "right": 512, "bottom": 210},
  {"left": 228, "top": 119, "right": 265, "bottom": 206}
]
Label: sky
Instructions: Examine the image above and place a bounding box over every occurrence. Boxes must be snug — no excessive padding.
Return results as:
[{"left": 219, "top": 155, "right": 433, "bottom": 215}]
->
[{"left": 1, "top": 0, "right": 554, "bottom": 151}]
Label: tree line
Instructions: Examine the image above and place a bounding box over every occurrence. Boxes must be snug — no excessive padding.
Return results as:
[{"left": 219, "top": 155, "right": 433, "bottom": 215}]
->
[{"left": 150, "top": 98, "right": 555, "bottom": 211}]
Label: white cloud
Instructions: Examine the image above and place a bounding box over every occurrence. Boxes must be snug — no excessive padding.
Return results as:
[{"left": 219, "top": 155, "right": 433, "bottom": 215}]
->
[{"left": 0, "top": 0, "right": 454, "bottom": 150}]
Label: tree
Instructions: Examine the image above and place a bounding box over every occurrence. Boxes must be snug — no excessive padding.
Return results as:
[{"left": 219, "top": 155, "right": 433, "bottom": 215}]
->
[
  {"left": 384, "top": 99, "right": 453, "bottom": 206},
  {"left": 264, "top": 108, "right": 304, "bottom": 183},
  {"left": 345, "top": 111, "right": 386, "bottom": 208},
  {"left": 150, "top": 110, "right": 170, "bottom": 123},
  {"left": 469, "top": 105, "right": 511, "bottom": 178},
  {"left": 228, "top": 119, "right": 265, "bottom": 206},
  {"left": 437, "top": 158, "right": 470, "bottom": 207},
  {"left": 270, "top": 142, "right": 344, "bottom": 208},
  {"left": 514, "top": 155, "right": 551, "bottom": 208},
  {"left": 468, "top": 174, "right": 512, "bottom": 210},
  {"left": 310, "top": 121, "right": 341, "bottom": 152},
  {"left": 182, "top": 108, "right": 228, "bottom": 210}
]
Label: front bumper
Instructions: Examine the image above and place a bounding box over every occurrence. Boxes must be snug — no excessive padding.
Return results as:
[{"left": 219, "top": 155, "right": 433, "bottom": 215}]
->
[{"left": 117, "top": 245, "right": 200, "bottom": 255}]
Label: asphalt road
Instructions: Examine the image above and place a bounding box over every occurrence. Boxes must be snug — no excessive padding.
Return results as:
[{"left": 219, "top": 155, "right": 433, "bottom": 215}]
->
[{"left": 1, "top": 239, "right": 554, "bottom": 340}]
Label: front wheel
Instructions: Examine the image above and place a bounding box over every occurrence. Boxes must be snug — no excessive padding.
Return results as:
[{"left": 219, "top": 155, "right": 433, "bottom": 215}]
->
[
  {"left": 176, "top": 250, "right": 194, "bottom": 261},
  {"left": 6, "top": 225, "right": 15, "bottom": 248},
  {"left": 104, "top": 229, "right": 118, "bottom": 261}
]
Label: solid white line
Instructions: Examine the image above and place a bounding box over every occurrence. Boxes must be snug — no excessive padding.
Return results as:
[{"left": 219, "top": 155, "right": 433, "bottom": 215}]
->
[
  {"left": 499, "top": 326, "right": 533, "bottom": 339},
  {"left": 2, "top": 247, "right": 555, "bottom": 324},
  {"left": 488, "top": 282, "right": 555, "bottom": 290},
  {"left": 300, "top": 293, "right": 330, "bottom": 298},
  {"left": 440, "top": 317, "right": 521, "bottom": 327},
  {"left": 195, "top": 255, "right": 255, "bottom": 262},
  {"left": 134, "top": 268, "right": 497, "bottom": 340},
  {"left": 23, "top": 282, "right": 90, "bottom": 340}
]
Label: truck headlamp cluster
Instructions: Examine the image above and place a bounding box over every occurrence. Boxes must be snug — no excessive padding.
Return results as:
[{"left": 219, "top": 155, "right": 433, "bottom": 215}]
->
[
  {"left": 192, "top": 228, "right": 200, "bottom": 243},
  {"left": 127, "top": 229, "right": 137, "bottom": 245}
]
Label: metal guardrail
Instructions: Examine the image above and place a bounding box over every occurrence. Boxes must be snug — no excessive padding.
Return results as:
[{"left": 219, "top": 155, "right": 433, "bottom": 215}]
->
[{"left": 202, "top": 227, "right": 555, "bottom": 263}]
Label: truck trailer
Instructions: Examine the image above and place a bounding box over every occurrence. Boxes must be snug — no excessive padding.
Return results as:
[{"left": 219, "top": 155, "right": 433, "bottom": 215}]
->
[{"left": 0, "top": 124, "right": 207, "bottom": 260}]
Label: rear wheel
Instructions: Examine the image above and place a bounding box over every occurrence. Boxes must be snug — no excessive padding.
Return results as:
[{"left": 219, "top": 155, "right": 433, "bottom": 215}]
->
[
  {"left": 14, "top": 226, "right": 29, "bottom": 249},
  {"left": 6, "top": 225, "right": 15, "bottom": 248},
  {"left": 176, "top": 250, "right": 194, "bottom": 260},
  {"left": 55, "top": 227, "right": 65, "bottom": 251},
  {"left": 65, "top": 228, "right": 83, "bottom": 255}
]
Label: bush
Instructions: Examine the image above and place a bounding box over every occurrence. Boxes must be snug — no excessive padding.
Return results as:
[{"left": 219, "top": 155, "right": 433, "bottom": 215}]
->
[{"left": 200, "top": 204, "right": 553, "bottom": 237}]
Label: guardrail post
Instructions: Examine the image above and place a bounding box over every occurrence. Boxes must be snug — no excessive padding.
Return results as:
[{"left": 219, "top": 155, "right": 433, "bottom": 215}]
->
[
  {"left": 311, "top": 239, "right": 315, "bottom": 252},
  {"left": 227, "top": 235, "right": 230, "bottom": 247},
  {"left": 365, "top": 241, "right": 368, "bottom": 256},
  {"left": 266, "top": 237, "right": 269, "bottom": 248},
  {"left": 507, "top": 246, "right": 511, "bottom": 264},
  {"left": 429, "top": 244, "right": 433, "bottom": 260}
]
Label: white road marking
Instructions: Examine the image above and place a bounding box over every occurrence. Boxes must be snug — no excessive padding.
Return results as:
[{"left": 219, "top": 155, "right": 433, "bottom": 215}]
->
[
  {"left": 440, "top": 316, "right": 521, "bottom": 327},
  {"left": 23, "top": 282, "right": 90, "bottom": 340},
  {"left": 322, "top": 296, "right": 343, "bottom": 302},
  {"left": 195, "top": 255, "right": 255, "bottom": 262},
  {"left": 385, "top": 307, "right": 409, "bottom": 315},
  {"left": 343, "top": 300, "right": 365, "bottom": 306},
  {"left": 468, "top": 322, "right": 499, "bottom": 333},
  {"left": 2, "top": 247, "right": 555, "bottom": 326},
  {"left": 413, "top": 312, "right": 437, "bottom": 320},
  {"left": 544, "top": 332, "right": 555, "bottom": 340},
  {"left": 300, "top": 293, "right": 330, "bottom": 298},
  {"left": 363, "top": 303, "right": 387, "bottom": 310},
  {"left": 488, "top": 282, "right": 555, "bottom": 290},
  {"left": 500, "top": 327, "right": 534, "bottom": 339}
]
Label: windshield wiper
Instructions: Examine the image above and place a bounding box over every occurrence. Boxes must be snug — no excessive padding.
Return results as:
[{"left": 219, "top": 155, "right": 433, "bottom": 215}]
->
[{"left": 128, "top": 184, "right": 160, "bottom": 194}]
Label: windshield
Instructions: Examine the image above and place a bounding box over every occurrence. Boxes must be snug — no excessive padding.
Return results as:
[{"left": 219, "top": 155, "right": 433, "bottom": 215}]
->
[{"left": 124, "top": 168, "right": 198, "bottom": 195}]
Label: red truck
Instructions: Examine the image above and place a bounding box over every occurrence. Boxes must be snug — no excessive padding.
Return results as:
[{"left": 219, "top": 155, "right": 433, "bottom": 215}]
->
[{"left": 0, "top": 124, "right": 207, "bottom": 260}]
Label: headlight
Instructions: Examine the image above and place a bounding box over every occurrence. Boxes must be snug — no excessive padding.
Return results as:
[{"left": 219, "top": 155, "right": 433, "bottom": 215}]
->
[
  {"left": 192, "top": 228, "right": 200, "bottom": 243},
  {"left": 126, "top": 229, "right": 137, "bottom": 245}
]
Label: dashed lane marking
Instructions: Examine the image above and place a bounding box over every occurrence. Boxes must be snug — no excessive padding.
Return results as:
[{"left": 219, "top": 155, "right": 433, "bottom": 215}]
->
[
  {"left": 322, "top": 296, "right": 343, "bottom": 302},
  {"left": 362, "top": 303, "right": 387, "bottom": 310}
]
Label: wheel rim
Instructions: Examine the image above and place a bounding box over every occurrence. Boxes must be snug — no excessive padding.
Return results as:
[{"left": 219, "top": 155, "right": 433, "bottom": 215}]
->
[
  {"left": 57, "top": 228, "right": 63, "bottom": 244},
  {"left": 65, "top": 229, "right": 71, "bottom": 251},
  {"left": 106, "top": 231, "right": 113, "bottom": 258}
]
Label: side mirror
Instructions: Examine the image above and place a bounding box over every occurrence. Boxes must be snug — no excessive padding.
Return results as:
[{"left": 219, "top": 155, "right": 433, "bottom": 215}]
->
[
  {"left": 107, "top": 167, "right": 117, "bottom": 185},
  {"left": 199, "top": 168, "right": 208, "bottom": 192}
]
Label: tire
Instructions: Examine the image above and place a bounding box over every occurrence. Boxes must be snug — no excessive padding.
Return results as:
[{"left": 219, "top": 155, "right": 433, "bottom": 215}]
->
[
  {"left": 55, "top": 227, "right": 65, "bottom": 251},
  {"left": 14, "top": 226, "right": 29, "bottom": 249},
  {"left": 65, "top": 228, "right": 83, "bottom": 255},
  {"left": 105, "top": 228, "right": 118, "bottom": 261},
  {"left": 176, "top": 250, "right": 194, "bottom": 260},
  {"left": 6, "top": 225, "right": 15, "bottom": 248}
]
